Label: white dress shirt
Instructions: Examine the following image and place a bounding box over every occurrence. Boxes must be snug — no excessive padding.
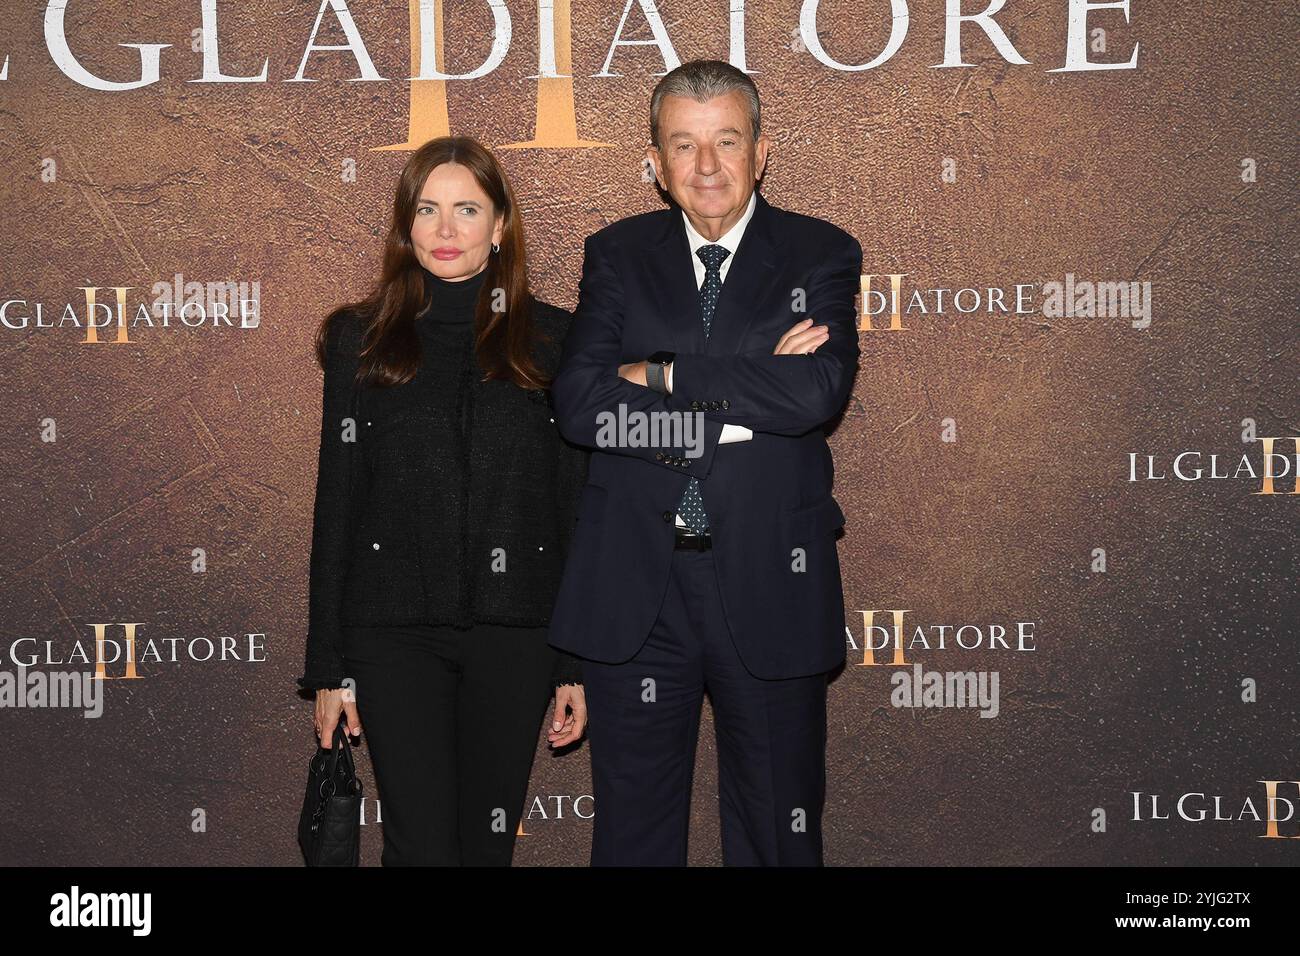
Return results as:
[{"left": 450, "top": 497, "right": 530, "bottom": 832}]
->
[{"left": 669, "top": 191, "right": 756, "bottom": 527}]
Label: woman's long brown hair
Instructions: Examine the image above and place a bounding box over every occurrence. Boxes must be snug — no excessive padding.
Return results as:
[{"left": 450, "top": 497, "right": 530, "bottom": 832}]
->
[{"left": 314, "top": 136, "right": 546, "bottom": 390}]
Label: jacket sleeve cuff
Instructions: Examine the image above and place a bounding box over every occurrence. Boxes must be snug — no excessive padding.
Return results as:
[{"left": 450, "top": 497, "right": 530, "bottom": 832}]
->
[
  {"left": 550, "top": 651, "right": 583, "bottom": 687},
  {"left": 297, "top": 673, "right": 347, "bottom": 691}
]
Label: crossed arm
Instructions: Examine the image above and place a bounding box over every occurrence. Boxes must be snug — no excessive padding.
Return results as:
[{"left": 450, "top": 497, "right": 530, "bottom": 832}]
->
[
  {"left": 551, "top": 230, "right": 864, "bottom": 468},
  {"left": 661, "top": 233, "right": 863, "bottom": 436},
  {"left": 552, "top": 234, "right": 725, "bottom": 477}
]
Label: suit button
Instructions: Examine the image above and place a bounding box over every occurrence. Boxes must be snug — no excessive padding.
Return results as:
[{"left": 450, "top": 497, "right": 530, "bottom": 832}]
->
[
  {"left": 662, "top": 511, "right": 673, "bottom": 523},
  {"left": 721, "top": 400, "right": 730, "bottom": 410}
]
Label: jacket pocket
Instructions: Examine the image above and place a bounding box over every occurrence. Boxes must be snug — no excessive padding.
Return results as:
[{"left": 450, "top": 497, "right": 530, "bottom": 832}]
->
[
  {"left": 340, "top": 507, "right": 427, "bottom": 622},
  {"left": 782, "top": 495, "right": 846, "bottom": 545}
]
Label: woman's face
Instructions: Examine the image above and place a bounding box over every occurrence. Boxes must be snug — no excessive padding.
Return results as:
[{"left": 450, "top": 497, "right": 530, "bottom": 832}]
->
[{"left": 410, "top": 162, "right": 504, "bottom": 282}]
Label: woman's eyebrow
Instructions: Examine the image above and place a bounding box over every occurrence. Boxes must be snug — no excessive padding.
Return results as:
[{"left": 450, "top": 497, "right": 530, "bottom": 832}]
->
[{"left": 417, "top": 198, "right": 483, "bottom": 207}]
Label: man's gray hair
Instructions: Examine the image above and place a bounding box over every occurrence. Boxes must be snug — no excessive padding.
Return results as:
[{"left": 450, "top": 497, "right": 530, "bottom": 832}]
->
[{"left": 649, "top": 59, "right": 762, "bottom": 149}]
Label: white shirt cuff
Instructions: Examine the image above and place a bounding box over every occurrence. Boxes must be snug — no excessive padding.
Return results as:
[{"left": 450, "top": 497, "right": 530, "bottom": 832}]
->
[{"left": 719, "top": 424, "right": 753, "bottom": 444}]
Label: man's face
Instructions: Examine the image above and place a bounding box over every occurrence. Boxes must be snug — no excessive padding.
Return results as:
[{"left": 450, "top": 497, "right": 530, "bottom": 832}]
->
[{"left": 647, "top": 91, "right": 770, "bottom": 240}]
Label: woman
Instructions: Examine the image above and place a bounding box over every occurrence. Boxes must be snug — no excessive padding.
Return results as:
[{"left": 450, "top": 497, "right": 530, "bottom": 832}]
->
[{"left": 298, "top": 136, "right": 588, "bottom": 866}]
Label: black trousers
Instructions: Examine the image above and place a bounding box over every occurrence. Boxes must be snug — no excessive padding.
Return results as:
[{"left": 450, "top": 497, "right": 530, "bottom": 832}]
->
[
  {"left": 340, "top": 621, "right": 557, "bottom": 866},
  {"left": 582, "top": 548, "right": 830, "bottom": 866}
]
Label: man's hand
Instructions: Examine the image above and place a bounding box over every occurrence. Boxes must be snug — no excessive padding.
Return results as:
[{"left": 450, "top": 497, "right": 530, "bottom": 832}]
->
[
  {"left": 616, "top": 361, "right": 649, "bottom": 386},
  {"left": 774, "top": 317, "right": 829, "bottom": 355}
]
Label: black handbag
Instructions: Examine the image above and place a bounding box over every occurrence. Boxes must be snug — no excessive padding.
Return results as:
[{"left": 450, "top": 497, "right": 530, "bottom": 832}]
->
[{"left": 298, "top": 724, "right": 363, "bottom": 866}]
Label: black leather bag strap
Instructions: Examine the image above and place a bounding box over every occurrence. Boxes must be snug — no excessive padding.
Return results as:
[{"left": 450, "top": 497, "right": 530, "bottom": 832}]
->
[
  {"left": 322, "top": 725, "right": 345, "bottom": 791},
  {"left": 325, "top": 725, "right": 360, "bottom": 797}
]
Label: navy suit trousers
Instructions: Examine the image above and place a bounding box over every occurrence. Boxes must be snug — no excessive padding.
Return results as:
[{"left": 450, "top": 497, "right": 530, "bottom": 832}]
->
[{"left": 583, "top": 547, "right": 829, "bottom": 866}]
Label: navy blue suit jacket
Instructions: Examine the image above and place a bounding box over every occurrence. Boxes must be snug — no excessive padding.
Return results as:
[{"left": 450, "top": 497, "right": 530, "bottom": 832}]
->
[{"left": 549, "top": 190, "right": 862, "bottom": 680}]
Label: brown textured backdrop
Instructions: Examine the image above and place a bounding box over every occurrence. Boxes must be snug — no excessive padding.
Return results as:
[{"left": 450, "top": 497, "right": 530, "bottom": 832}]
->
[{"left": 1, "top": 0, "right": 1295, "bottom": 866}]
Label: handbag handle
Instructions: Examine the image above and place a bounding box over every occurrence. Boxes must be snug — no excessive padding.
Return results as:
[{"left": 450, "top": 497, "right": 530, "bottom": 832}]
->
[
  {"left": 310, "top": 725, "right": 355, "bottom": 834},
  {"left": 312, "top": 724, "right": 350, "bottom": 780},
  {"left": 324, "top": 724, "right": 350, "bottom": 781}
]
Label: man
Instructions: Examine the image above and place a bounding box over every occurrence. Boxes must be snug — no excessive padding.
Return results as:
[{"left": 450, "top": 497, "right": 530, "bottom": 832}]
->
[{"left": 549, "top": 59, "right": 862, "bottom": 865}]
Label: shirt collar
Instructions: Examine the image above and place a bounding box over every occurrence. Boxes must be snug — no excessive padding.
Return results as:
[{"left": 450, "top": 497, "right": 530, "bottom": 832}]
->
[{"left": 681, "top": 190, "right": 757, "bottom": 259}]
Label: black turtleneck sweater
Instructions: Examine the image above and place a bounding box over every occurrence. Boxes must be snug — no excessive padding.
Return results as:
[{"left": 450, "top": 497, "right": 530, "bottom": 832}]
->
[
  {"left": 299, "top": 266, "right": 587, "bottom": 691},
  {"left": 416, "top": 266, "right": 480, "bottom": 424}
]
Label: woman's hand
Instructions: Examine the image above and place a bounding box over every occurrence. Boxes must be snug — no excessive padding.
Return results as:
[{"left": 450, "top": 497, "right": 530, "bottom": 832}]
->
[
  {"left": 314, "top": 686, "right": 362, "bottom": 749},
  {"left": 547, "top": 684, "right": 587, "bottom": 749},
  {"left": 774, "top": 317, "right": 829, "bottom": 355}
]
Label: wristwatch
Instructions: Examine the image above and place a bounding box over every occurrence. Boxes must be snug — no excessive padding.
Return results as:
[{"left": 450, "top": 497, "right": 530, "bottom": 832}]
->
[{"left": 646, "top": 351, "right": 675, "bottom": 394}]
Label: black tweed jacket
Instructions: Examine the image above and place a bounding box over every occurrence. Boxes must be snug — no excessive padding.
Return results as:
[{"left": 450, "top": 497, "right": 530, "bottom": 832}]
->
[{"left": 298, "top": 282, "right": 588, "bottom": 691}]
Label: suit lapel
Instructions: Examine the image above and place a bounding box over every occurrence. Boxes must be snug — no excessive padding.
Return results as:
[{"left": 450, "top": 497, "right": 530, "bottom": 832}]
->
[
  {"left": 651, "top": 205, "right": 707, "bottom": 354},
  {"left": 648, "top": 190, "right": 782, "bottom": 356},
  {"left": 706, "top": 191, "right": 780, "bottom": 356}
]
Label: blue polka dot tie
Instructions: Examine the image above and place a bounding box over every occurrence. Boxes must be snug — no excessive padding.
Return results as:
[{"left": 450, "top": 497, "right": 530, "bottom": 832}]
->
[{"left": 676, "top": 243, "right": 730, "bottom": 532}]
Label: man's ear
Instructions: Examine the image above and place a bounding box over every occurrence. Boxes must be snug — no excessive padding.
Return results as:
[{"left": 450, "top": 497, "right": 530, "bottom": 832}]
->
[
  {"left": 646, "top": 145, "right": 665, "bottom": 189},
  {"left": 754, "top": 133, "right": 771, "bottom": 181}
]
